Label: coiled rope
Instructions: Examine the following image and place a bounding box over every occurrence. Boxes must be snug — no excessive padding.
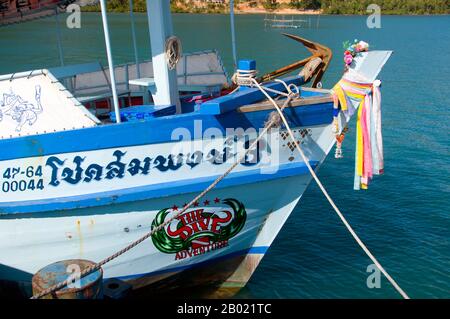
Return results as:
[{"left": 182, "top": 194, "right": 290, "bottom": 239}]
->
[
  {"left": 165, "top": 36, "right": 182, "bottom": 70},
  {"left": 30, "top": 91, "right": 296, "bottom": 299},
  {"left": 249, "top": 77, "right": 410, "bottom": 299},
  {"left": 232, "top": 68, "right": 258, "bottom": 86}
]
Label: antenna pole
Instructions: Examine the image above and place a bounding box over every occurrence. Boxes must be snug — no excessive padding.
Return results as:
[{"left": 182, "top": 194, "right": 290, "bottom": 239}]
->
[
  {"left": 230, "top": 0, "right": 238, "bottom": 69},
  {"left": 54, "top": 8, "right": 64, "bottom": 67},
  {"left": 129, "top": 0, "right": 140, "bottom": 78},
  {"left": 99, "top": 0, "right": 121, "bottom": 123}
]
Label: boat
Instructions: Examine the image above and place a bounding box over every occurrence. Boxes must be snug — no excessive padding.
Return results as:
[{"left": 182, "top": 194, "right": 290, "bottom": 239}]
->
[{"left": 0, "top": 1, "right": 392, "bottom": 298}]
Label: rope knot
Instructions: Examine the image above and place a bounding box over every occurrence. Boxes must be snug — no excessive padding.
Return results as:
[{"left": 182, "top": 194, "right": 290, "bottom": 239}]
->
[{"left": 232, "top": 69, "right": 257, "bottom": 87}]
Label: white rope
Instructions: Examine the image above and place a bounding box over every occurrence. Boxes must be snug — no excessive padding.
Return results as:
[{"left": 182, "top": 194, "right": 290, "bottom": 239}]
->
[
  {"left": 250, "top": 78, "right": 410, "bottom": 299},
  {"left": 232, "top": 68, "right": 257, "bottom": 86},
  {"left": 232, "top": 70, "right": 294, "bottom": 98}
]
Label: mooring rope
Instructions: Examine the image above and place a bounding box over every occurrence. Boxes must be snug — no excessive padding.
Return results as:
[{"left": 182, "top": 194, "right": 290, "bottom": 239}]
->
[
  {"left": 249, "top": 77, "right": 410, "bottom": 299},
  {"left": 30, "top": 92, "right": 296, "bottom": 299}
]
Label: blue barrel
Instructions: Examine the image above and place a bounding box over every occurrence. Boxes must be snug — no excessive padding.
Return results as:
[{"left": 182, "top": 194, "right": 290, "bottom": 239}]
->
[{"left": 32, "top": 259, "right": 103, "bottom": 299}]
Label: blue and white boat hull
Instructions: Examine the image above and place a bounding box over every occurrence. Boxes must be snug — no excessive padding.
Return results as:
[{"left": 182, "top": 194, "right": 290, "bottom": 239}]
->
[{"left": 0, "top": 117, "right": 339, "bottom": 297}]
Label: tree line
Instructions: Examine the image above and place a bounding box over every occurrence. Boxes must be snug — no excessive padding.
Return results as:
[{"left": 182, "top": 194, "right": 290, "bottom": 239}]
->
[
  {"left": 82, "top": 0, "right": 450, "bottom": 15},
  {"left": 270, "top": 0, "right": 449, "bottom": 14},
  {"left": 319, "top": 0, "right": 449, "bottom": 14}
]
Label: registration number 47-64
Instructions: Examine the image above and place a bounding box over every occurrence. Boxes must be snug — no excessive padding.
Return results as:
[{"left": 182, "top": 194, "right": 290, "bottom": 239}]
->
[{"left": 1, "top": 165, "right": 44, "bottom": 193}]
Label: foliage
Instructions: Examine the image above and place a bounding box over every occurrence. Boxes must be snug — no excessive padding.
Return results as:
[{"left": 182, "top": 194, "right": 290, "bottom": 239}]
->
[
  {"left": 82, "top": 0, "right": 147, "bottom": 13},
  {"left": 262, "top": 0, "right": 279, "bottom": 11},
  {"left": 320, "top": 0, "right": 450, "bottom": 14},
  {"left": 289, "top": 0, "right": 321, "bottom": 9},
  {"left": 81, "top": 0, "right": 450, "bottom": 15}
]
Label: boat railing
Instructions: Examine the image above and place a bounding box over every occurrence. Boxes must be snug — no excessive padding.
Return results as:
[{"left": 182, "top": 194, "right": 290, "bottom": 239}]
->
[{"left": 48, "top": 49, "right": 230, "bottom": 110}]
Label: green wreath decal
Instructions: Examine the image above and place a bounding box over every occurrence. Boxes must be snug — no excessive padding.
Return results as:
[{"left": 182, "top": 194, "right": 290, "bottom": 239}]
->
[{"left": 151, "top": 198, "right": 246, "bottom": 254}]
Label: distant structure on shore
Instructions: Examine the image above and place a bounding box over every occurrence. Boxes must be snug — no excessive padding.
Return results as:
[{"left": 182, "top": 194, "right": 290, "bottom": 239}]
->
[
  {"left": 264, "top": 14, "right": 310, "bottom": 29},
  {"left": 204, "top": 0, "right": 225, "bottom": 4}
]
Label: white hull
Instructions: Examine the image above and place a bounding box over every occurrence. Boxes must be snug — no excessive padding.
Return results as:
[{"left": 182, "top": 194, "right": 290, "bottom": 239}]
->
[{"left": 0, "top": 118, "right": 341, "bottom": 296}]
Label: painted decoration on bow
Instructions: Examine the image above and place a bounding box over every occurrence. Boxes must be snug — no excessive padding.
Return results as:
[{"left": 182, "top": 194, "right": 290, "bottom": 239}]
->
[
  {"left": 0, "top": 72, "right": 98, "bottom": 139},
  {"left": 151, "top": 198, "right": 247, "bottom": 260},
  {"left": 0, "top": 85, "right": 43, "bottom": 132}
]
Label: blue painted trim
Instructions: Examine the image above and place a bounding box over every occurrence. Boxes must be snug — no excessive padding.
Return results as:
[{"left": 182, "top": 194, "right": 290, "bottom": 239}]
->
[
  {"left": 116, "top": 246, "right": 269, "bottom": 281},
  {"left": 238, "top": 59, "right": 256, "bottom": 71},
  {"left": 0, "top": 161, "right": 317, "bottom": 215},
  {"left": 247, "top": 246, "right": 268, "bottom": 254},
  {"left": 0, "top": 100, "right": 332, "bottom": 162},
  {"left": 199, "top": 75, "right": 305, "bottom": 115}
]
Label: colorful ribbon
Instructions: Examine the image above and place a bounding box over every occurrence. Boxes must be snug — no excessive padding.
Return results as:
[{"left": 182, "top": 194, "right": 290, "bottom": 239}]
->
[{"left": 332, "top": 78, "right": 383, "bottom": 190}]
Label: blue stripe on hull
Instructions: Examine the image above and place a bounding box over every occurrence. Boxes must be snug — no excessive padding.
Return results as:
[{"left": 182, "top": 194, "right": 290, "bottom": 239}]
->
[
  {"left": 0, "top": 161, "right": 318, "bottom": 215},
  {"left": 116, "top": 246, "right": 269, "bottom": 281},
  {"left": 0, "top": 101, "right": 332, "bottom": 161}
]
